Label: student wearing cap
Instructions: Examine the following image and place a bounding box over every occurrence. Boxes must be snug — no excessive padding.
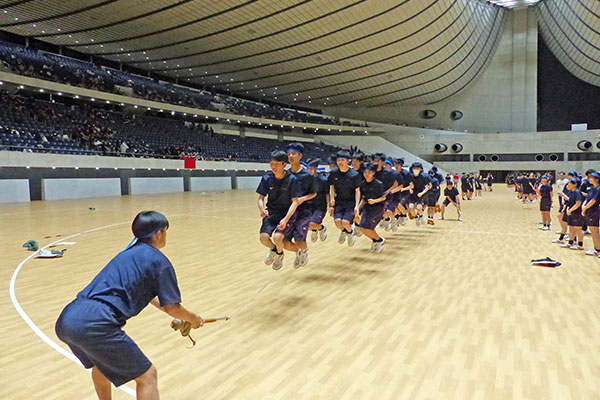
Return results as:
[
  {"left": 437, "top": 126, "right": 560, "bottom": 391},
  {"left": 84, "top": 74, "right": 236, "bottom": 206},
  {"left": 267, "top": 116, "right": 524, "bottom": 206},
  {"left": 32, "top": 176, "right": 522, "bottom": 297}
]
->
[
  {"left": 538, "top": 175, "right": 553, "bottom": 230},
  {"left": 328, "top": 150, "right": 362, "bottom": 246},
  {"left": 553, "top": 171, "right": 576, "bottom": 242},
  {"left": 357, "top": 162, "right": 387, "bottom": 253},
  {"left": 257, "top": 150, "right": 303, "bottom": 270},
  {"left": 56, "top": 211, "right": 204, "bottom": 399},
  {"left": 425, "top": 169, "right": 441, "bottom": 225},
  {"left": 408, "top": 162, "right": 432, "bottom": 226},
  {"left": 285, "top": 143, "right": 317, "bottom": 268},
  {"left": 374, "top": 154, "right": 399, "bottom": 231},
  {"left": 560, "top": 178, "right": 585, "bottom": 250},
  {"left": 392, "top": 158, "right": 411, "bottom": 229},
  {"left": 581, "top": 171, "right": 600, "bottom": 255},
  {"left": 306, "top": 158, "right": 329, "bottom": 243},
  {"left": 439, "top": 180, "right": 462, "bottom": 221}
]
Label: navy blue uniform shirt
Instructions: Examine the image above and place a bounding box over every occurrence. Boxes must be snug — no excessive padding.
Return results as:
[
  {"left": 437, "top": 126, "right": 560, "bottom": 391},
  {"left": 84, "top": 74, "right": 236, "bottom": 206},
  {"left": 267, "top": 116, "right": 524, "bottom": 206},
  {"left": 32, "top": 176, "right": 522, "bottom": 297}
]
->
[
  {"left": 288, "top": 167, "right": 315, "bottom": 212},
  {"left": 306, "top": 173, "right": 329, "bottom": 210},
  {"left": 540, "top": 183, "right": 552, "bottom": 199},
  {"left": 444, "top": 187, "right": 459, "bottom": 202},
  {"left": 375, "top": 168, "right": 397, "bottom": 191},
  {"left": 360, "top": 179, "right": 386, "bottom": 207},
  {"left": 256, "top": 171, "right": 301, "bottom": 215},
  {"left": 77, "top": 242, "right": 181, "bottom": 322},
  {"left": 411, "top": 173, "right": 431, "bottom": 193},
  {"left": 328, "top": 168, "right": 361, "bottom": 202}
]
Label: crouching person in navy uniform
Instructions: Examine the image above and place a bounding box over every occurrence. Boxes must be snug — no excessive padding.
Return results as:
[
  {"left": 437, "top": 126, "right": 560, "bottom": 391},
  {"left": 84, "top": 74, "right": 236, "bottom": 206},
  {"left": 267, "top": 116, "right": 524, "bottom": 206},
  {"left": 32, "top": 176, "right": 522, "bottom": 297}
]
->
[{"left": 56, "top": 210, "right": 204, "bottom": 400}]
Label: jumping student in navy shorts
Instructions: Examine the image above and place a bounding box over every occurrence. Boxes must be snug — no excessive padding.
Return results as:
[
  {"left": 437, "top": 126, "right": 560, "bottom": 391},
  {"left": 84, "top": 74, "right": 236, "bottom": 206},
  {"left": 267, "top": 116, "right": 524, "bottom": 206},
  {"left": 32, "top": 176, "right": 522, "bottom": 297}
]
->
[
  {"left": 55, "top": 211, "right": 204, "bottom": 400},
  {"left": 392, "top": 158, "right": 412, "bottom": 228},
  {"left": 538, "top": 175, "right": 553, "bottom": 230},
  {"left": 560, "top": 178, "right": 585, "bottom": 250},
  {"left": 374, "top": 154, "right": 399, "bottom": 231},
  {"left": 425, "top": 169, "right": 441, "bottom": 225},
  {"left": 256, "top": 150, "right": 302, "bottom": 270},
  {"left": 285, "top": 143, "right": 317, "bottom": 268},
  {"left": 408, "top": 162, "right": 432, "bottom": 226},
  {"left": 581, "top": 172, "right": 600, "bottom": 255},
  {"left": 328, "top": 150, "right": 361, "bottom": 246},
  {"left": 439, "top": 180, "right": 462, "bottom": 221},
  {"left": 306, "top": 158, "right": 329, "bottom": 242},
  {"left": 358, "top": 162, "right": 387, "bottom": 253}
]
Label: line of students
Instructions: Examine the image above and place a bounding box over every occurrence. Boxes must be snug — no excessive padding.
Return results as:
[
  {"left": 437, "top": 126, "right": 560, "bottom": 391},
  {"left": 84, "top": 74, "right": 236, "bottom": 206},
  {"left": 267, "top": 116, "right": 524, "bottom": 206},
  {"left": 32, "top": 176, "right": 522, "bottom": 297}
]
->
[{"left": 257, "top": 144, "right": 463, "bottom": 270}]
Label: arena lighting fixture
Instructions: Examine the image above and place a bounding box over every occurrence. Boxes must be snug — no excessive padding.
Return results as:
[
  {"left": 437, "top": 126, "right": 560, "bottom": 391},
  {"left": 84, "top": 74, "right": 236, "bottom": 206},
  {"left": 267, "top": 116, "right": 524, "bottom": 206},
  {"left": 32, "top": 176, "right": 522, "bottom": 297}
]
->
[
  {"left": 162, "top": 168, "right": 166, "bottom": 171},
  {"left": 75, "top": 167, "right": 79, "bottom": 169},
  {"left": 132, "top": 168, "right": 135, "bottom": 170},
  {"left": 106, "top": 100, "right": 110, "bottom": 104},
  {"left": 26, "top": 166, "right": 30, "bottom": 169},
  {"left": 0, "top": 81, "right": 3, "bottom": 85},
  {"left": 74, "top": 95, "right": 79, "bottom": 98},
  {"left": 194, "top": 114, "right": 197, "bottom": 117},
  {"left": 95, "top": 167, "right": 99, "bottom": 170},
  {"left": 52, "top": 166, "right": 56, "bottom": 169},
  {"left": 134, "top": 105, "right": 138, "bottom": 108},
  {"left": 39, "top": 88, "right": 44, "bottom": 92},
  {"left": 147, "top": 168, "right": 151, "bottom": 171},
  {"left": 91, "top": 98, "right": 95, "bottom": 101},
  {"left": 57, "top": 92, "right": 62, "bottom": 95},
  {"left": 484, "top": 0, "right": 541, "bottom": 7},
  {"left": 177, "top": 168, "right": 180, "bottom": 171},
  {"left": 19, "top": 85, "right": 24, "bottom": 89},
  {"left": 114, "top": 167, "right": 117, "bottom": 170}
]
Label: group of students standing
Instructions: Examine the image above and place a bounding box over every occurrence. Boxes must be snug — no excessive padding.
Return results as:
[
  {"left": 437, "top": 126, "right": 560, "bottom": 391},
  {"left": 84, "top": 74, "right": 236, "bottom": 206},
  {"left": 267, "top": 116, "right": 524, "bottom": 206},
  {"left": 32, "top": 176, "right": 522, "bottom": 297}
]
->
[
  {"left": 511, "top": 169, "right": 600, "bottom": 255},
  {"left": 256, "top": 143, "right": 464, "bottom": 270}
]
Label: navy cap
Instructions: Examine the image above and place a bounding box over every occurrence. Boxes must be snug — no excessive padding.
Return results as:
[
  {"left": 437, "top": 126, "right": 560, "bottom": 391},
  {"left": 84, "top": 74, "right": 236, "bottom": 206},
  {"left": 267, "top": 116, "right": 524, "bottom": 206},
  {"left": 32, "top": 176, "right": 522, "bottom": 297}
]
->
[
  {"left": 570, "top": 177, "right": 578, "bottom": 184},
  {"left": 568, "top": 171, "right": 577, "bottom": 176}
]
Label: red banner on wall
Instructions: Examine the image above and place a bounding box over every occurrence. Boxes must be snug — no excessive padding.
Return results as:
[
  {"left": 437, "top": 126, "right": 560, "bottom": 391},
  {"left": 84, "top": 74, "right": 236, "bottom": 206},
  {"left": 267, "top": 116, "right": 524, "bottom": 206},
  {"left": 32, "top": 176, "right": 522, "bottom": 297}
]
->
[{"left": 183, "top": 156, "right": 196, "bottom": 169}]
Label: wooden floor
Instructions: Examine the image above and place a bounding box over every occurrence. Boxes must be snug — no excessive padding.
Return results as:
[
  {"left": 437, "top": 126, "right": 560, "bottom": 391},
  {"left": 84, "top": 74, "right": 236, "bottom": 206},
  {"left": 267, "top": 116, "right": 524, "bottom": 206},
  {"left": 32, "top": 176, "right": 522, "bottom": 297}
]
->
[{"left": 2, "top": 186, "right": 600, "bottom": 399}]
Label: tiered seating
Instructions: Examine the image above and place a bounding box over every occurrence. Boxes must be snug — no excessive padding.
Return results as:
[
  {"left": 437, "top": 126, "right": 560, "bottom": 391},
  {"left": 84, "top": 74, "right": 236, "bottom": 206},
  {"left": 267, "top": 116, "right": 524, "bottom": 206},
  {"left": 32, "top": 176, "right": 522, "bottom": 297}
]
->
[{"left": 0, "top": 91, "right": 343, "bottom": 162}]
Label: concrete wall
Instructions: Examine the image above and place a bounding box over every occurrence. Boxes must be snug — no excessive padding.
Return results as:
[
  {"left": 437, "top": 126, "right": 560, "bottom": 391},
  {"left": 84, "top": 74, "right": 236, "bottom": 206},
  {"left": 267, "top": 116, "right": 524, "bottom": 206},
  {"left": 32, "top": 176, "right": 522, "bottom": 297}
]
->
[
  {"left": 324, "top": 8, "right": 538, "bottom": 134},
  {"left": 0, "top": 179, "right": 30, "bottom": 203},
  {"left": 129, "top": 177, "right": 184, "bottom": 195},
  {"left": 190, "top": 177, "right": 232, "bottom": 192},
  {"left": 237, "top": 176, "right": 263, "bottom": 190},
  {"left": 42, "top": 178, "right": 121, "bottom": 200}
]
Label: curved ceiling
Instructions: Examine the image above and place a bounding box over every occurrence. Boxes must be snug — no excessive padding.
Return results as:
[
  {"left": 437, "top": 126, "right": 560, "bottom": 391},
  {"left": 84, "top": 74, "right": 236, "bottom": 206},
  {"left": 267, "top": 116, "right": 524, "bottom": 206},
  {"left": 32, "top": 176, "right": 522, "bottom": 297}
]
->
[
  {"left": 0, "top": 0, "right": 508, "bottom": 107},
  {"left": 536, "top": 0, "right": 600, "bottom": 87}
]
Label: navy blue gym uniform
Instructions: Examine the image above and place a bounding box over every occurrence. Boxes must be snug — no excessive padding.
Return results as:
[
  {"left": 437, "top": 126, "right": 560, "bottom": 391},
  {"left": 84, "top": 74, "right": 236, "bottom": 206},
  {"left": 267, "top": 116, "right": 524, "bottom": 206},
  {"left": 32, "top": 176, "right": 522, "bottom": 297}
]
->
[
  {"left": 425, "top": 176, "right": 441, "bottom": 207},
  {"left": 442, "top": 186, "right": 459, "bottom": 206},
  {"left": 563, "top": 189, "right": 584, "bottom": 227},
  {"left": 55, "top": 243, "right": 181, "bottom": 387},
  {"left": 539, "top": 184, "right": 553, "bottom": 211},
  {"left": 396, "top": 168, "right": 411, "bottom": 206},
  {"left": 306, "top": 172, "right": 329, "bottom": 225},
  {"left": 256, "top": 171, "right": 301, "bottom": 236},
  {"left": 583, "top": 185, "right": 600, "bottom": 226},
  {"left": 288, "top": 167, "right": 315, "bottom": 242},
  {"left": 359, "top": 179, "right": 386, "bottom": 230},
  {"left": 375, "top": 168, "right": 398, "bottom": 211},
  {"left": 328, "top": 168, "right": 361, "bottom": 221},
  {"left": 522, "top": 178, "right": 534, "bottom": 194},
  {"left": 409, "top": 173, "right": 431, "bottom": 204},
  {"left": 460, "top": 175, "right": 469, "bottom": 193}
]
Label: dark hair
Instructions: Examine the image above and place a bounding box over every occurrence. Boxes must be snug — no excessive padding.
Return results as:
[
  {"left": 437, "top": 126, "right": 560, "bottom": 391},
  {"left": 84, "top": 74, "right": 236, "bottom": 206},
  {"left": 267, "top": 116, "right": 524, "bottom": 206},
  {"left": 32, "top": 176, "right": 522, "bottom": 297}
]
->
[
  {"left": 374, "top": 153, "right": 386, "bottom": 161},
  {"left": 586, "top": 169, "right": 596, "bottom": 176},
  {"left": 352, "top": 152, "right": 365, "bottom": 162},
  {"left": 394, "top": 157, "right": 404, "bottom": 165},
  {"left": 132, "top": 211, "right": 169, "bottom": 243},
  {"left": 306, "top": 158, "right": 320, "bottom": 167},
  {"left": 286, "top": 142, "right": 304, "bottom": 154},
  {"left": 336, "top": 150, "right": 351, "bottom": 160},
  {"left": 363, "top": 162, "right": 378, "bottom": 172},
  {"left": 328, "top": 155, "right": 337, "bottom": 165},
  {"left": 271, "top": 150, "right": 288, "bottom": 163}
]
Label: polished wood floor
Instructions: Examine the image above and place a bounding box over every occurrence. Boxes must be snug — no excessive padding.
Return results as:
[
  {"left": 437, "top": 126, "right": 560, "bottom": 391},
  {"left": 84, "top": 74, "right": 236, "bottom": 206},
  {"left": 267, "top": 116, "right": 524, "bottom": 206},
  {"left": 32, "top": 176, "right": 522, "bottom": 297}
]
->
[{"left": 2, "top": 186, "right": 600, "bottom": 399}]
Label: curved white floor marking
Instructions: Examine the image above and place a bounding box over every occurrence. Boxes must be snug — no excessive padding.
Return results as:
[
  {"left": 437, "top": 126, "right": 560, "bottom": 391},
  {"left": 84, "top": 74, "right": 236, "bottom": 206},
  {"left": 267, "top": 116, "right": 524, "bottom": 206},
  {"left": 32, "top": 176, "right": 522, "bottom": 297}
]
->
[{"left": 10, "top": 223, "right": 136, "bottom": 397}]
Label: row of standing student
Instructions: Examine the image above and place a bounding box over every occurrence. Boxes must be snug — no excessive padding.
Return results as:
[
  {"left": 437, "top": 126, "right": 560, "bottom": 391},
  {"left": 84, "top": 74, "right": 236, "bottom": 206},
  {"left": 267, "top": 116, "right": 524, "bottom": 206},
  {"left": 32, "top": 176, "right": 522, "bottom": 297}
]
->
[
  {"left": 459, "top": 172, "right": 493, "bottom": 200},
  {"left": 256, "top": 143, "right": 464, "bottom": 270}
]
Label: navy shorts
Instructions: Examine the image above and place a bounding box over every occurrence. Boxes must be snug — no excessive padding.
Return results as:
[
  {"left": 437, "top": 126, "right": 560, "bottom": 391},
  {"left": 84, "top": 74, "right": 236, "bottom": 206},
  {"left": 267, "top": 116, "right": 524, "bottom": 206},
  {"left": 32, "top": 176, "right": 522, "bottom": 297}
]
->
[
  {"left": 384, "top": 196, "right": 400, "bottom": 212},
  {"left": 55, "top": 299, "right": 152, "bottom": 387},
  {"left": 359, "top": 204, "right": 385, "bottom": 230},
  {"left": 585, "top": 206, "right": 600, "bottom": 227},
  {"left": 334, "top": 201, "right": 355, "bottom": 222},
  {"left": 564, "top": 211, "right": 584, "bottom": 227},
  {"left": 397, "top": 193, "right": 409, "bottom": 207},
  {"left": 286, "top": 208, "right": 311, "bottom": 242},
  {"left": 442, "top": 198, "right": 457, "bottom": 207},
  {"left": 408, "top": 194, "right": 424, "bottom": 205},
  {"left": 425, "top": 191, "right": 440, "bottom": 207},
  {"left": 309, "top": 208, "right": 327, "bottom": 225},
  {"left": 260, "top": 213, "right": 295, "bottom": 237},
  {"left": 540, "top": 198, "right": 552, "bottom": 212}
]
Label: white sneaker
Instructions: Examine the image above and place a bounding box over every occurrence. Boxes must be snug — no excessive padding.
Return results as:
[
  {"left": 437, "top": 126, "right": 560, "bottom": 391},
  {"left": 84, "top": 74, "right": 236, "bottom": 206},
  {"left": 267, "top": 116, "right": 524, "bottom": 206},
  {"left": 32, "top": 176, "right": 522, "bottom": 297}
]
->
[
  {"left": 294, "top": 249, "right": 308, "bottom": 268},
  {"left": 543, "top": 226, "right": 550, "bottom": 231},
  {"left": 319, "top": 226, "right": 327, "bottom": 241},
  {"left": 378, "top": 219, "right": 386, "bottom": 228},
  {"left": 438, "top": 216, "right": 444, "bottom": 220},
  {"left": 392, "top": 218, "right": 400, "bottom": 231},
  {"left": 374, "top": 238, "right": 386, "bottom": 253},
  {"left": 552, "top": 238, "right": 565, "bottom": 244},
  {"left": 586, "top": 249, "right": 598, "bottom": 256},
  {"left": 310, "top": 230, "right": 318, "bottom": 242},
  {"left": 577, "top": 245, "right": 584, "bottom": 250},
  {"left": 538, "top": 226, "right": 546, "bottom": 230},
  {"left": 347, "top": 231, "right": 356, "bottom": 247},
  {"left": 354, "top": 226, "right": 363, "bottom": 237},
  {"left": 415, "top": 216, "right": 421, "bottom": 226},
  {"left": 272, "top": 253, "right": 284, "bottom": 270},
  {"left": 338, "top": 230, "right": 347, "bottom": 244},
  {"left": 369, "top": 241, "right": 376, "bottom": 253},
  {"left": 570, "top": 244, "right": 583, "bottom": 250},
  {"left": 458, "top": 216, "right": 463, "bottom": 221},
  {"left": 385, "top": 220, "right": 392, "bottom": 231},
  {"left": 561, "top": 242, "right": 571, "bottom": 248},
  {"left": 264, "top": 250, "right": 276, "bottom": 265},
  {"left": 401, "top": 216, "right": 408, "bottom": 226}
]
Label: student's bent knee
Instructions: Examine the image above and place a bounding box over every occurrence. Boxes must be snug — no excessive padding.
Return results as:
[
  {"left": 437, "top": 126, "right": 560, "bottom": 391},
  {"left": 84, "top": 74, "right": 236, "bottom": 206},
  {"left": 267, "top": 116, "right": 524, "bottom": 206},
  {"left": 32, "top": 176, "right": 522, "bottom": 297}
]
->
[{"left": 135, "top": 364, "right": 157, "bottom": 385}]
